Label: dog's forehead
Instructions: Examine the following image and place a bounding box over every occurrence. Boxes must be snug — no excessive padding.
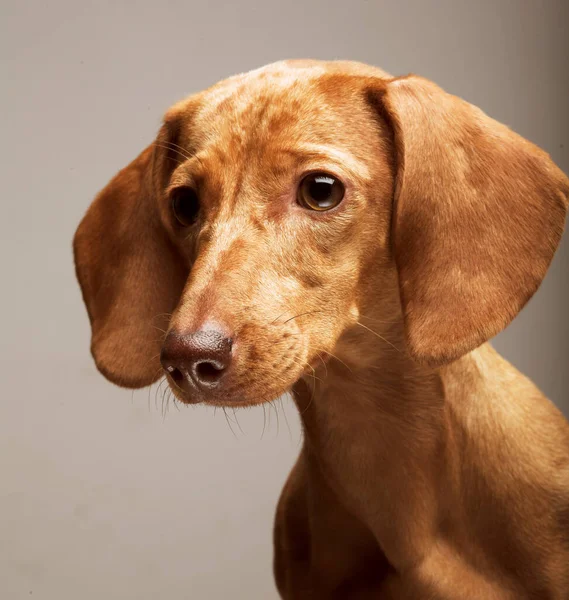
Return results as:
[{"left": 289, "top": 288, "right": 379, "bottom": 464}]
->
[
  {"left": 202, "top": 61, "right": 326, "bottom": 108},
  {"left": 174, "top": 60, "right": 391, "bottom": 165},
  {"left": 193, "top": 63, "right": 341, "bottom": 143},
  {"left": 198, "top": 59, "right": 389, "bottom": 114}
]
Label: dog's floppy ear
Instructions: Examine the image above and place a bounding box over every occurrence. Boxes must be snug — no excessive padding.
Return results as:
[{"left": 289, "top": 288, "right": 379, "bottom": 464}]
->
[
  {"left": 377, "top": 76, "right": 569, "bottom": 366},
  {"left": 73, "top": 122, "right": 188, "bottom": 388}
]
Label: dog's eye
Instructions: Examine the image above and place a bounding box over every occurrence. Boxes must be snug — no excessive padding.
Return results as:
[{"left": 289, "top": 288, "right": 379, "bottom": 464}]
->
[
  {"left": 171, "top": 187, "right": 200, "bottom": 227},
  {"left": 297, "top": 173, "right": 345, "bottom": 211}
]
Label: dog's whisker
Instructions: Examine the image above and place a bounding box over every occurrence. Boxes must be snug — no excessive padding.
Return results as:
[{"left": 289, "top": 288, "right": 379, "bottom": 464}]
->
[
  {"left": 154, "top": 380, "right": 161, "bottom": 412},
  {"left": 154, "top": 141, "right": 193, "bottom": 162},
  {"left": 161, "top": 387, "right": 168, "bottom": 419},
  {"left": 279, "top": 396, "right": 293, "bottom": 442},
  {"left": 162, "top": 140, "right": 193, "bottom": 160},
  {"left": 358, "top": 313, "right": 400, "bottom": 325},
  {"left": 154, "top": 144, "right": 190, "bottom": 164},
  {"left": 222, "top": 407, "right": 238, "bottom": 438},
  {"left": 152, "top": 325, "right": 168, "bottom": 335},
  {"left": 151, "top": 312, "right": 174, "bottom": 321},
  {"left": 156, "top": 375, "right": 168, "bottom": 393},
  {"left": 141, "top": 353, "right": 164, "bottom": 372},
  {"left": 299, "top": 379, "right": 317, "bottom": 417},
  {"left": 282, "top": 309, "right": 325, "bottom": 324},
  {"left": 355, "top": 321, "right": 403, "bottom": 354},
  {"left": 312, "top": 347, "right": 353, "bottom": 374},
  {"left": 270, "top": 400, "right": 280, "bottom": 438},
  {"left": 151, "top": 375, "right": 167, "bottom": 414},
  {"left": 270, "top": 311, "right": 288, "bottom": 325},
  {"left": 232, "top": 408, "right": 245, "bottom": 435},
  {"left": 288, "top": 389, "right": 305, "bottom": 448},
  {"left": 261, "top": 405, "right": 267, "bottom": 440},
  {"left": 166, "top": 389, "right": 173, "bottom": 418},
  {"left": 161, "top": 380, "right": 172, "bottom": 416},
  {"left": 310, "top": 350, "right": 329, "bottom": 379},
  {"left": 290, "top": 357, "right": 324, "bottom": 385}
]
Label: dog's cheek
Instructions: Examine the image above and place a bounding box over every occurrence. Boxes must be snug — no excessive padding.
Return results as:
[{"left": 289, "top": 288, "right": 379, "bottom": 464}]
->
[{"left": 230, "top": 328, "right": 308, "bottom": 404}]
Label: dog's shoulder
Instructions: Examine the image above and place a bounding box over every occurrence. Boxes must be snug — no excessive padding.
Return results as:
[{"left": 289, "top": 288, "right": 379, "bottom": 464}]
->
[
  {"left": 442, "top": 343, "right": 569, "bottom": 449},
  {"left": 442, "top": 344, "right": 569, "bottom": 517}
]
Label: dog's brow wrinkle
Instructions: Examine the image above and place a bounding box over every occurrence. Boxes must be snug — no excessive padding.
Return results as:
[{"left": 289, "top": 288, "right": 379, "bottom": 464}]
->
[{"left": 289, "top": 144, "right": 371, "bottom": 181}]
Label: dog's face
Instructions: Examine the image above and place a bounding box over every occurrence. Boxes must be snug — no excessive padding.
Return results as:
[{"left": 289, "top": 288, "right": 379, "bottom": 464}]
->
[
  {"left": 74, "top": 60, "right": 568, "bottom": 406},
  {"left": 155, "top": 66, "right": 396, "bottom": 405}
]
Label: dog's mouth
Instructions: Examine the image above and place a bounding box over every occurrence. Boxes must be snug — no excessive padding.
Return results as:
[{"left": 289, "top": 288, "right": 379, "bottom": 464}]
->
[{"left": 158, "top": 309, "right": 346, "bottom": 408}]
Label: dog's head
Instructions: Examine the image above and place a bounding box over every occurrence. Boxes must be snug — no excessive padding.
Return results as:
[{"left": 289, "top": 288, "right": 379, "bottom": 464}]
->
[{"left": 74, "top": 60, "right": 568, "bottom": 405}]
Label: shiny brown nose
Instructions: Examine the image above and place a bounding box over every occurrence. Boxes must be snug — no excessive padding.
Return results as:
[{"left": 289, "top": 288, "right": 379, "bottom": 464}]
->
[{"left": 160, "top": 329, "right": 233, "bottom": 393}]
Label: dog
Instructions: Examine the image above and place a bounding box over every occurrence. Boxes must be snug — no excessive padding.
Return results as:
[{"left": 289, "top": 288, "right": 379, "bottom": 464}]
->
[{"left": 74, "top": 60, "right": 569, "bottom": 598}]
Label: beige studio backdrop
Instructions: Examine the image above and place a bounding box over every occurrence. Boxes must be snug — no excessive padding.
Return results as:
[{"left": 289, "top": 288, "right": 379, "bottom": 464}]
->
[{"left": 1, "top": 0, "right": 568, "bottom": 598}]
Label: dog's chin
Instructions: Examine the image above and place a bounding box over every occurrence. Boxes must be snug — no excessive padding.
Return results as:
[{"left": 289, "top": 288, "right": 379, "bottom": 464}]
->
[{"left": 165, "top": 372, "right": 305, "bottom": 408}]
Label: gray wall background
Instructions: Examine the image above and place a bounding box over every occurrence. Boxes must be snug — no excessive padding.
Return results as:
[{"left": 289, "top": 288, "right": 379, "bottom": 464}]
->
[{"left": 1, "top": 1, "right": 567, "bottom": 598}]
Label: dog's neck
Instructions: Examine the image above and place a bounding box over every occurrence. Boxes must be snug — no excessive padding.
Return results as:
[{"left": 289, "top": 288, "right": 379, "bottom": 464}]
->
[{"left": 291, "top": 327, "right": 450, "bottom": 568}]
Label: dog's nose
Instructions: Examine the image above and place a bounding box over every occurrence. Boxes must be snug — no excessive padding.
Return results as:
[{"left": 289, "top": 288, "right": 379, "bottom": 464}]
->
[{"left": 160, "top": 329, "right": 233, "bottom": 393}]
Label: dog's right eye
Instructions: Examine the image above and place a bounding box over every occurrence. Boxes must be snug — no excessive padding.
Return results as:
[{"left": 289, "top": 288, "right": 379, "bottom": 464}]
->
[
  {"left": 171, "top": 187, "right": 200, "bottom": 227},
  {"left": 297, "top": 172, "right": 345, "bottom": 212}
]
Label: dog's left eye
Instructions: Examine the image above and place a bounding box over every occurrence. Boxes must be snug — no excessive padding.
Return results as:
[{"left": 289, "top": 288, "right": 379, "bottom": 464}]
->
[
  {"left": 171, "top": 186, "right": 200, "bottom": 227},
  {"left": 297, "top": 173, "right": 345, "bottom": 211}
]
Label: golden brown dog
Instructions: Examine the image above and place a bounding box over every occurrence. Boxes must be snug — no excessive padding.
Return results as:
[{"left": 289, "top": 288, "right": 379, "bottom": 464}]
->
[{"left": 74, "top": 60, "right": 569, "bottom": 598}]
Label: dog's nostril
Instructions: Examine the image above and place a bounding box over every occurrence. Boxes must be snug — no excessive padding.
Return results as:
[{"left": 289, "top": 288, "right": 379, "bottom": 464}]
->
[
  {"left": 161, "top": 328, "right": 232, "bottom": 392},
  {"left": 167, "top": 366, "right": 185, "bottom": 387},
  {"left": 195, "top": 361, "right": 225, "bottom": 384}
]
